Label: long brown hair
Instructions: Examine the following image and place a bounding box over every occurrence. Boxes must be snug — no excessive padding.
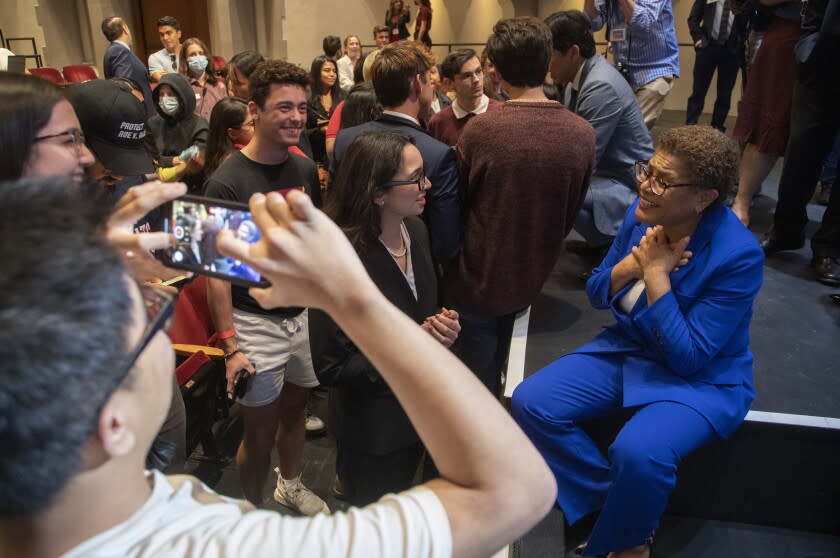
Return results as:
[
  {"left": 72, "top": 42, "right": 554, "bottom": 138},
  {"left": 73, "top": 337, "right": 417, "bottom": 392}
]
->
[
  {"left": 324, "top": 132, "right": 412, "bottom": 250},
  {"left": 179, "top": 37, "right": 220, "bottom": 85}
]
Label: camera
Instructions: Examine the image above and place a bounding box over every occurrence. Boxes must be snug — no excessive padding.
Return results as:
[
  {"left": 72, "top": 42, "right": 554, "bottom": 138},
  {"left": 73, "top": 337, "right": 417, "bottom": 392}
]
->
[{"left": 615, "top": 60, "right": 631, "bottom": 82}]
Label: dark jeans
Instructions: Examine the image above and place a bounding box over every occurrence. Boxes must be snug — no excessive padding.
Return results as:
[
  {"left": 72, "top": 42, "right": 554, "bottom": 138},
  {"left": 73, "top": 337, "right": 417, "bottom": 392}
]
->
[
  {"left": 686, "top": 43, "right": 743, "bottom": 130},
  {"left": 773, "top": 60, "right": 840, "bottom": 256},
  {"left": 450, "top": 305, "right": 518, "bottom": 397}
]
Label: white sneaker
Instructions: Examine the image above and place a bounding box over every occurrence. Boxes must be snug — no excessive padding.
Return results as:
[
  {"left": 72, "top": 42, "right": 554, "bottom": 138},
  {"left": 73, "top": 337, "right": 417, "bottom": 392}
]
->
[
  {"left": 305, "top": 413, "right": 325, "bottom": 432},
  {"left": 273, "top": 468, "right": 330, "bottom": 516}
]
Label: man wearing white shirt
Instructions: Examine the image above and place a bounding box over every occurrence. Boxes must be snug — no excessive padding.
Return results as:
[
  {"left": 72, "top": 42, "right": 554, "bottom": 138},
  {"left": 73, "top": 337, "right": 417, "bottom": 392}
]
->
[
  {"left": 429, "top": 49, "right": 503, "bottom": 147},
  {"left": 148, "top": 16, "right": 182, "bottom": 83},
  {"left": 686, "top": 0, "right": 747, "bottom": 131},
  {"left": 0, "top": 178, "right": 555, "bottom": 558}
]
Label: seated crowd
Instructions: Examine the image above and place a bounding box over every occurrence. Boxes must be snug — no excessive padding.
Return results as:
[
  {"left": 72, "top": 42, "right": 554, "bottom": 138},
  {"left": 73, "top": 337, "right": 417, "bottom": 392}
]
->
[{"left": 0, "top": 2, "right": 837, "bottom": 557}]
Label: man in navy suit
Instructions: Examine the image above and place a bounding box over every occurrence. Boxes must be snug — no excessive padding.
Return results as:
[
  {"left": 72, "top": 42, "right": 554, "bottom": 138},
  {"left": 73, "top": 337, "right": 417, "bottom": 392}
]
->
[
  {"left": 685, "top": 0, "right": 747, "bottom": 132},
  {"left": 546, "top": 10, "right": 653, "bottom": 248},
  {"left": 332, "top": 41, "right": 460, "bottom": 263},
  {"left": 101, "top": 16, "right": 155, "bottom": 116}
]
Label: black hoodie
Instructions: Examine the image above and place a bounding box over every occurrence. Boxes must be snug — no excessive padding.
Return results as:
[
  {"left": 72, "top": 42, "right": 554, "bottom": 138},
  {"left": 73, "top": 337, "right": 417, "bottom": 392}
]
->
[{"left": 148, "top": 73, "right": 209, "bottom": 171}]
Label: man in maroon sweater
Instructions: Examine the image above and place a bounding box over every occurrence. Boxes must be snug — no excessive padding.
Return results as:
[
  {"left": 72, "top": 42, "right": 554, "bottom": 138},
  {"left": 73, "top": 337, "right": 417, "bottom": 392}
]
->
[
  {"left": 428, "top": 48, "right": 503, "bottom": 147},
  {"left": 445, "top": 17, "right": 595, "bottom": 395}
]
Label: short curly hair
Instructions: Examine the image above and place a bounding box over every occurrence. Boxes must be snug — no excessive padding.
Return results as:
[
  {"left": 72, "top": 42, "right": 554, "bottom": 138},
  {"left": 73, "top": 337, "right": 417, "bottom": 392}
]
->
[
  {"left": 657, "top": 125, "right": 739, "bottom": 209},
  {"left": 249, "top": 59, "right": 310, "bottom": 109}
]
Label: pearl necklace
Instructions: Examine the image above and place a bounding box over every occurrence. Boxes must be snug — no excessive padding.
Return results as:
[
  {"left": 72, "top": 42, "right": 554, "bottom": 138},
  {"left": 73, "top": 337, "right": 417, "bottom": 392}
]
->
[{"left": 380, "top": 236, "right": 406, "bottom": 258}]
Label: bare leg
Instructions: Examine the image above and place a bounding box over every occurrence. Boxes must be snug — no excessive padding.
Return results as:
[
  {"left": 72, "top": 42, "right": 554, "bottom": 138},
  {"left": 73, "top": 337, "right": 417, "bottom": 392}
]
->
[
  {"left": 275, "top": 382, "right": 308, "bottom": 480},
  {"left": 732, "top": 143, "right": 778, "bottom": 226},
  {"left": 237, "top": 396, "right": 284, "bottom": 504},
  {"left": 608, "top": 544, "right": 651, "bottom": 558}
]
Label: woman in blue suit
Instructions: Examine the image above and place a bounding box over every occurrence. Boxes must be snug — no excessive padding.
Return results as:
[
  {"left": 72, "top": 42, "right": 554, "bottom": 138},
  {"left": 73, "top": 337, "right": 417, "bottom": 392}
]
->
[{"left": 512, "top": 126, "right": 764, "bottom": 558}]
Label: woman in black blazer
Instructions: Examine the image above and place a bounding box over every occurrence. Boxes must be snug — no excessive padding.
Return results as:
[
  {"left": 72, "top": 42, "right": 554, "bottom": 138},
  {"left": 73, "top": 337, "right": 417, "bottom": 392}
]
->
[{"left": 313, "top": 131, "right": 460, "bottom": 505}]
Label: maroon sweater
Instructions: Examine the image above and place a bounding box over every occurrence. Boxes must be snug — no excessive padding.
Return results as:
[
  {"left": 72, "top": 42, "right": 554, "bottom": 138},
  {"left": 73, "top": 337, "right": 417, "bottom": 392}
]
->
[
  {"left": 428, "top": 98, "right": 503, "bottom": 147},
  {"left": 445, "top": 101, "right": 595, "bottom": 316}
]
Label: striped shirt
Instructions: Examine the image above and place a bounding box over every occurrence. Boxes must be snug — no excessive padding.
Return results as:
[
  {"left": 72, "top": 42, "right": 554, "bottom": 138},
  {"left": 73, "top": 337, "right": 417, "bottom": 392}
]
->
[{"left": 590, "top": 0, "right": 680, "bottom": 91}]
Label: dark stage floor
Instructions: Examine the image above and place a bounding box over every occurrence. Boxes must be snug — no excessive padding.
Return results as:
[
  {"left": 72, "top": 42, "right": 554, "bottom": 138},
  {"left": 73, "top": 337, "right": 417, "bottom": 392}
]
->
[{"left": 188, "top": 110, "right": 840, "bottom": 556}]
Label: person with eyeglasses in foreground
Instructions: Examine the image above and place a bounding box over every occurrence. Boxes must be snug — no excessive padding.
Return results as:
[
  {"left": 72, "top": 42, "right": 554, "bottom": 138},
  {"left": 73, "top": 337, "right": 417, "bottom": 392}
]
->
[
  {"left": 0, "top": 177, "right": 555, "bottom": 558},
  {"left": 512, "top": 126, "right": 764, "bottom": 558}
]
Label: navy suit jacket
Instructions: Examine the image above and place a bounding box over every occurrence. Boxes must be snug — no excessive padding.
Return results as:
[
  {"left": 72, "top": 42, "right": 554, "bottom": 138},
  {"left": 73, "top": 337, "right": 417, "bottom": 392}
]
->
[
  {"left": 104, "top": 42, "right": 155, "bottom": 116},
  {"left": 579, "top": 200, "right": 764, "bottom": 438},
  {"left": 565, "top": 55, "right": 653, "bottom": 236},
  {"left": 332, "top": 113, "right": 460, "bottom": 262}
]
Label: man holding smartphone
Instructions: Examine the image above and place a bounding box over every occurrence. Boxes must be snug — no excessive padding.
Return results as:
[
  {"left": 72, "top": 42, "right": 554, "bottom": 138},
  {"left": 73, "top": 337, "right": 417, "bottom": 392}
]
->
[{"left": 204, "top": 60, "right": 327, "bottom": 514}]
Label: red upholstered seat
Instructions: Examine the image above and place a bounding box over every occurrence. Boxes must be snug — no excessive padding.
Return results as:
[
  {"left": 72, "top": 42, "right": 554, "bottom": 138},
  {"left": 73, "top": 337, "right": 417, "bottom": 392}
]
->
[
  {"left": 169, "top": 276, "right": 216, "bottom": 346},
  {"left": 29, "top": 67, "right": 64, "bottom": 84},
  {"left": 62, "top": 64, "right": 98, "bottom": 83},
  {"left": 211, "top": 55, "right": 227, "bottom": 74}
]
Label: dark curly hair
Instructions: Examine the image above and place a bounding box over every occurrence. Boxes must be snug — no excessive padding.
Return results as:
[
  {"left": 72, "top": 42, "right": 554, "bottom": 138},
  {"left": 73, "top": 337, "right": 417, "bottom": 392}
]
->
[
  {"left": 657, "top": 125, "right": 739, "bottom": 209},
  {"left": 249, "top": 59, "right": 310, "bottom": 109}
]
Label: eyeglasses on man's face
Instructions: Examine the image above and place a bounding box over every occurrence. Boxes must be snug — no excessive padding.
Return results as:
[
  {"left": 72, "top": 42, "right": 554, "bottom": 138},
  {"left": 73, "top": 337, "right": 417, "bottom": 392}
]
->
[
  {"left": 33, "top": 128, "right": 87, "bottom": 157},
  {"left": 118, "top": 286, "right": 176, "bottom": 381},
  {"left": 634, "top": 160, "right": 695, "bottom": 196},
  {"left": 383, "top": 171, "right": 428, "bottom": 192}
]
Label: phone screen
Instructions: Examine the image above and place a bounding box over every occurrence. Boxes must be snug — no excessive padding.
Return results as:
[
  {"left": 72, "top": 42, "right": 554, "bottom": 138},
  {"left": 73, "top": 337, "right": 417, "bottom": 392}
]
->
[{"left": 160, "top": 196, "right": 265, "bottom": 286}]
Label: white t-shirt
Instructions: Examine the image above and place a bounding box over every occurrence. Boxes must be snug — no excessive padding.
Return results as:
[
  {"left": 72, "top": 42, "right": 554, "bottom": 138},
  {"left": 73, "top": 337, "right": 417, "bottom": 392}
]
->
[
  {"left": 62, "top": 470, "right": 452, "bottom": 558},
  {"left": 336, "top": 55, "right": 355, "bottom": 92},
  {"left": 148, "top": 48, "right": 179, "bottom": 75}
]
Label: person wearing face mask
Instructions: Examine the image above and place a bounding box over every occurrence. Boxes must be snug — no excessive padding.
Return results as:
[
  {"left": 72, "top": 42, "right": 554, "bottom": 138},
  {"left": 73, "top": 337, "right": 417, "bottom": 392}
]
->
[
  {"left": 149, "top": 73, "right": 209, "bottom": 192},
  {"left": 178, "top": 37, "right": 227, "bottom": 122}
]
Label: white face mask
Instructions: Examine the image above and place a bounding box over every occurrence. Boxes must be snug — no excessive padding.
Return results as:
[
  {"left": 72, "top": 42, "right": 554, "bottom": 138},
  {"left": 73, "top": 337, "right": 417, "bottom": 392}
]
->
[{"left": 159, "top": 96, "right": 180, "bottom": 116}]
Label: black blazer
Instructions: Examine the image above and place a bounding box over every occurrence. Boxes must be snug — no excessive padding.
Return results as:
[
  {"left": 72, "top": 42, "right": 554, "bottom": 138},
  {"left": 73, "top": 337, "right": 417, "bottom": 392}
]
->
[
  {"left": 309, "top": 217, "right": 438, "bottom": 454},
  {"left": 688, "top": 0, "right": 748, "bottom": 51},
  {"left": 332, "top": 113, "right": 460, "bottom": 263}
]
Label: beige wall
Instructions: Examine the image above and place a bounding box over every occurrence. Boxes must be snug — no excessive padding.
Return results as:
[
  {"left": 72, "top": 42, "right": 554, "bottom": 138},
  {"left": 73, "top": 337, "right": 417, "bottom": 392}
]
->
[
  {"left": 1, "top": 0, "right": 737, "bottom": 117},
  {"left": 537, "top": 0, "right": 742, "bottom": 115}
]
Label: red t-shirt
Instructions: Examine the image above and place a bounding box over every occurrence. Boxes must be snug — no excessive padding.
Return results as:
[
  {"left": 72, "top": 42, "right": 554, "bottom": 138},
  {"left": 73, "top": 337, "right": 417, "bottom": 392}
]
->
[{"left": 326, "top": 101, "right": 345, "bottom": 140}]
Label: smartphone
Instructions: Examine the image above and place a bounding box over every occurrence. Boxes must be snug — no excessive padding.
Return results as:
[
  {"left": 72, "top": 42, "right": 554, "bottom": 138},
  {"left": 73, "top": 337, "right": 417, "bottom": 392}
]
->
[{"left": 157, "top": 195, "right": 267, "bottom": 287}]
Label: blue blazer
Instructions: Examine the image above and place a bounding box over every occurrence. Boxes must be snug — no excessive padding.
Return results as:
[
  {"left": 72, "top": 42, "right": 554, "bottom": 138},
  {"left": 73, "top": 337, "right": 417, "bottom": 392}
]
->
[
  {"left": 579, "top": 199, "right": 764, "bottom": 437},
  {"left": 103, "top": 42, "right": 155, "bottom": 116},
  {"left": 332, "top": 113, "right": 460, "bottom": 263}
]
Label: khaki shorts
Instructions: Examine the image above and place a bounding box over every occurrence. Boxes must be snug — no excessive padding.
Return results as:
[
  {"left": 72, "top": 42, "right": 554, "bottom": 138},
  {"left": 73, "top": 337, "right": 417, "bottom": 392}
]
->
[
  {"left": 635, "top": 76, "right": 675, "bottom": 129},
  {"left": 232, "top": 308, "right": 318, "bottom": 407}
]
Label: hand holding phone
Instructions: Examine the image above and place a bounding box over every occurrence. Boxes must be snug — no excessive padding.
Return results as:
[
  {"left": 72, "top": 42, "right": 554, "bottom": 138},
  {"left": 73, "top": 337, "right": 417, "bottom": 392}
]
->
[
  {"left": 156, "top": 195, "right": 268, "bottom": 287},
  {"left": 225, "top": 350, "right": 255, "bottom": 399}
]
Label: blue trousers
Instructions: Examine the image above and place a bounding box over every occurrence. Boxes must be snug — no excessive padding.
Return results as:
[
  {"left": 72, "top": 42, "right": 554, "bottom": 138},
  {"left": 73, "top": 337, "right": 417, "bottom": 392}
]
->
[{"left": 511, "top": 353, "right": 717, "bottom": 556}]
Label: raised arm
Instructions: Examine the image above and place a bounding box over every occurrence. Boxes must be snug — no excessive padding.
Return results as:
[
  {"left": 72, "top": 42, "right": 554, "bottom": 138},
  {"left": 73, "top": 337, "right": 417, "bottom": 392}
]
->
[{"left": 218, "top": 191, "right": 556, "bottom": 558}]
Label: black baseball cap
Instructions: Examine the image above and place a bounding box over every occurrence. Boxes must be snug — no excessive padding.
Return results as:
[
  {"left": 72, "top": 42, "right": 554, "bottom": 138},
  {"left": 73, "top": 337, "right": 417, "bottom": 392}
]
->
[{"left": 68, "top": 79, "right": 155, "bottom": 176}]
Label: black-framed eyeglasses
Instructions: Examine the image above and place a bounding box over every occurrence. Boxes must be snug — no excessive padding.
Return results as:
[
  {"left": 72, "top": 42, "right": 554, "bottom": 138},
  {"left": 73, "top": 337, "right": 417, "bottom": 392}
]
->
[
  {"left": 635, "top": 160, "right": 695, "bottom": 196},
  {"left": 33, "top": 128, "right": 86, "bottom": 157},
  {"left": 118, "top": 286, "right": 176, "bottom": 380},
  {"left": 383, "top": 171, "right": 428, "bottom": 192}
]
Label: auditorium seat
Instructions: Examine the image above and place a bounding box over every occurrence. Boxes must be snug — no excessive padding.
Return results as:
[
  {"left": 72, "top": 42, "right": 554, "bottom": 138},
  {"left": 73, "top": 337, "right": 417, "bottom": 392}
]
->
[
  {"left": 29, "top": 66, "right": 64, "bottom": 84},
  {"left": 212, "top": 55, "right": 227, "bottom": 75},
  {"left": 62, "top": 64, "right": 98, "bottom": 83}
]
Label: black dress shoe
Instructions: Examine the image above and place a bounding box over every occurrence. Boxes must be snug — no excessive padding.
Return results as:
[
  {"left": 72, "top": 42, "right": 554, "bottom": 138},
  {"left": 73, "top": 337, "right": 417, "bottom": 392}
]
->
[
  {"left": 815, "top": 256, "right": 840, "bottom": 286},
  {"left": 761, "top": 230, "right": 804, "bottom": 254}
]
